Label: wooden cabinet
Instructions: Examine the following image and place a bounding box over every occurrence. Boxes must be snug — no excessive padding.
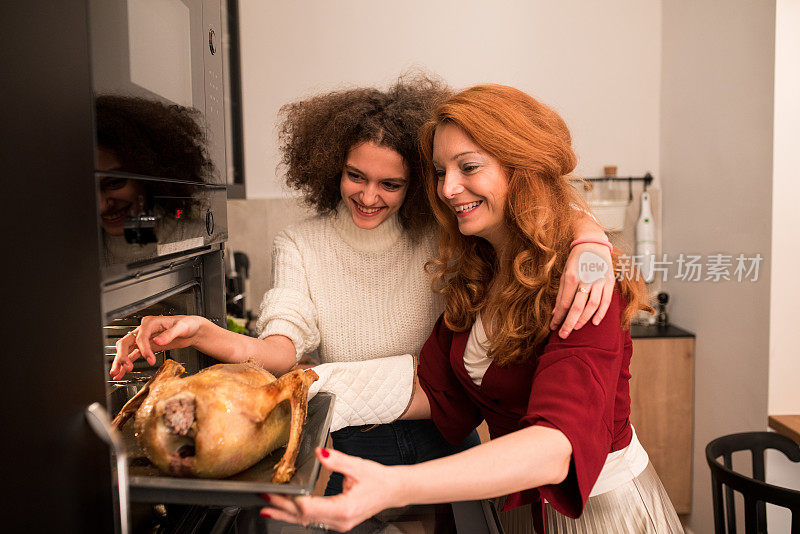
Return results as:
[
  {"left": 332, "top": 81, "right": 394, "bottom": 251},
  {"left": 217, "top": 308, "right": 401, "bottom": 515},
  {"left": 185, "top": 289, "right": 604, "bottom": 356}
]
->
[
  {"left": 769, "top": 414, "right": 800, "bottom": 445},
  {"left": 629, "top": 328, "right": 695, "bottom": 514},
  {"left": 475, "top": 327, "right": 696, "bottom": 513}
]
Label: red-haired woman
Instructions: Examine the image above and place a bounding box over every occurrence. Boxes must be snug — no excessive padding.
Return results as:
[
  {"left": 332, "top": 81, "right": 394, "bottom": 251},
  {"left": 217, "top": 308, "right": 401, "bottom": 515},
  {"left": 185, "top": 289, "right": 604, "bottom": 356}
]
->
[{"left": 261, "top": 84, "right": 683, "bottom": 533}]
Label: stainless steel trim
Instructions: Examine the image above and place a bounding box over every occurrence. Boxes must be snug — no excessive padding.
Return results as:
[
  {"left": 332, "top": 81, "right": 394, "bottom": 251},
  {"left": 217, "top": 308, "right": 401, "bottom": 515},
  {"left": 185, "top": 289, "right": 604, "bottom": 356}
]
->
[
  {"left": 101, "top": 246, "right": 212, "bottom": 287},
  {"left": 103, "top": 256, "right": 199, "bottom": 292},
  {"left": 103, "top": 264, "right": 200, "bottom": 321},
  {"left": 86, "top": 402, "right": 130, "bottom": 534},
  {"left": 201, "top": 249, "right": 226, "bottom": 327},
  {"left": 93, "top": 169, "right": 228, "bottom": 190}
]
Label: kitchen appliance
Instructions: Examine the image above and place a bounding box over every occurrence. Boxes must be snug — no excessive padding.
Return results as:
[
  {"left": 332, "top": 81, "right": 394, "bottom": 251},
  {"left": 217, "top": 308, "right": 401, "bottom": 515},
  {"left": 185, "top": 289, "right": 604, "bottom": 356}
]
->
[
  {"left": 655, "top": 291, "right": 669, "bottom": 327},
  {"left": 635, "top": 191, "right": 656, "bottom": 283},
  {"left": 84, "top": 2, "right": 336, "bottom": 531},
  {"left": 88, "top": 0, "right": 228, "bottom": 186},
  {"left": 4, "top": 1, "right": 279, "bottom": 532},
  {"left": 5, "top": 3, "right": 503, "bottom": 532}
]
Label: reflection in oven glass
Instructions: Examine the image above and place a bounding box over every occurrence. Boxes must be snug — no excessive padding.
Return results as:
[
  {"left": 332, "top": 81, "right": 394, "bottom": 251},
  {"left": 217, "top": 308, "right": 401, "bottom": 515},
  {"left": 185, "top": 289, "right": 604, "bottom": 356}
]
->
[
  {"left": 95, "top": 95, "right": 213, "bottom": 266},
  {"left": 104, "top": 287, "right": 202, "bottom": 416}
]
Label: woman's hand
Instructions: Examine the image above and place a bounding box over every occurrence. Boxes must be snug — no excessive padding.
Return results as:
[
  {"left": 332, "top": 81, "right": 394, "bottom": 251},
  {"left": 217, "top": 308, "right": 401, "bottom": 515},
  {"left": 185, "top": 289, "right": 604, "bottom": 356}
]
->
[
  {"left": 109, "top": 315, "right": 207, "bottom": 380},
  {"left": 550, "top": 242, "right": 615, "bottom": 338},
  {"left": 261, "top": 448, "right": 400, "bottom": 532}
]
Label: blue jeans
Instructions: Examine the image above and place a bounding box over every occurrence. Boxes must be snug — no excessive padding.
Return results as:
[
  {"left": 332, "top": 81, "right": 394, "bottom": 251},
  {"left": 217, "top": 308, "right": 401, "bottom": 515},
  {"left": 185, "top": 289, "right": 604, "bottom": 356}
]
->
[{"left": 324, "top": 419, "right": 480, "bottom": 496}]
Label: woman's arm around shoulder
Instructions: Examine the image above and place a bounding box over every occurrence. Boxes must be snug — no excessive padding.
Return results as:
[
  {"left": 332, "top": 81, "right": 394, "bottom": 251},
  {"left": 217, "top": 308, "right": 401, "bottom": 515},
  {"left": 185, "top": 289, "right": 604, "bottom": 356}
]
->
[{"left": 551, "top": 214, "right": 616, "bottom": 337}]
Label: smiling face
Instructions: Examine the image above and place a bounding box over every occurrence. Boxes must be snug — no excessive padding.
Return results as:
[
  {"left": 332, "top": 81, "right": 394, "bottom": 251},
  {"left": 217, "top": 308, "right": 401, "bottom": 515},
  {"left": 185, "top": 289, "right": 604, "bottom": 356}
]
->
[
  {"left": 97, "top": 147, "right": 145, "bottom": 236},
  {"left": 432, "top": 123, "right": 509, "bottom": 249},
  {"left": 339, "top": 141, "right": 409, "bottom": 230}
]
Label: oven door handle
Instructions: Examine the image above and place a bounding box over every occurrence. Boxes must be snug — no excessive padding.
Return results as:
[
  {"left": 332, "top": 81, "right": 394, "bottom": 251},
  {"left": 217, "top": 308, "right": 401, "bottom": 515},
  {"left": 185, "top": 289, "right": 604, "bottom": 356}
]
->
[{"left": 86, "top": 402, "right": 130, "bottom": 534}]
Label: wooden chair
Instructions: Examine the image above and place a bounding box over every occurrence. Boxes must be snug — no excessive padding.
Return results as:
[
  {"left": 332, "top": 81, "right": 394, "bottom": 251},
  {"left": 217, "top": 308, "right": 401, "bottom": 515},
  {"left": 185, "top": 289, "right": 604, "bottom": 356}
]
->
[{"left": 706, "top": 431, "right": 800, "bottom": 533}]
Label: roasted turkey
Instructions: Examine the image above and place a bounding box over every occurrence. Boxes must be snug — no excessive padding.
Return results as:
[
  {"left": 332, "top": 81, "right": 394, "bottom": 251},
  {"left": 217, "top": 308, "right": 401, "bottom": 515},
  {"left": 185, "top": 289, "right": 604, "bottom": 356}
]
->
[{"left": 112, "top": 359, "right": 318, "bottom": 482}]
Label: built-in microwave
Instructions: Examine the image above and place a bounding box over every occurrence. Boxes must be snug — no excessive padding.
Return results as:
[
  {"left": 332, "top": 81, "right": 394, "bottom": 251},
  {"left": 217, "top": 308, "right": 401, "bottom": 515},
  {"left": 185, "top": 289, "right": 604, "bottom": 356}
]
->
[
  {"left": 89, "top": 0, "right": 234, "bottom": 280},
  {"left": 88, "top": 0, "right": 227, "bottom": 185}
]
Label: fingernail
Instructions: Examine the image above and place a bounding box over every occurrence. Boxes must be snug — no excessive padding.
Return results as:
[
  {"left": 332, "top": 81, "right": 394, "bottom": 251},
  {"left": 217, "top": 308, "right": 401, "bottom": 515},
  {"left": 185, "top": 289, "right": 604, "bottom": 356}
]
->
[
  {"left": 559, "top": 331, "right": 567, "bottom": 339},
  {"left": 260, "top": 510, "right": 271, "bottom": 518},
  {"left": 320, "top": 448, "right": 330, "bottom": 458},
  {"left": 260, "top": 493, "right": 271, "bottom": 502}
]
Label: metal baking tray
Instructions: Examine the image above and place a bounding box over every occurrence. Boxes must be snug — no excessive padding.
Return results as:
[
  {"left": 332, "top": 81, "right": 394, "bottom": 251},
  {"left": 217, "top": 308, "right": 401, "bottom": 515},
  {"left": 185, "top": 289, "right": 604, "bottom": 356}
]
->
[{"left": 122, "top": 392, "right": 334, "bottom": 506}]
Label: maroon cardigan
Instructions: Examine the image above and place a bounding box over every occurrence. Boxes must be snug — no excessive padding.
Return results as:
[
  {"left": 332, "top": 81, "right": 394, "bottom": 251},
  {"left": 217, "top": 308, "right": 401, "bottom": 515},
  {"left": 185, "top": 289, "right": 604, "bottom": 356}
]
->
[{"left": 417, "top": 290, "right": 634, "bottom": 533}]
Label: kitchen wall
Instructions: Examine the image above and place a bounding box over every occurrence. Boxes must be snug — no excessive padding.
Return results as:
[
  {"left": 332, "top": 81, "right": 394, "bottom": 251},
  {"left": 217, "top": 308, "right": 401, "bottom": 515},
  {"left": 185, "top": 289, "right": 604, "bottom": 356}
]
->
[
  {"left": 238, "top": 0, "right": 662, "bottom": 199},
  {"left": 768, "top": 0, "right": 800, "bottom": 530},
  {"left": 231, "top": 0, "right": 664, "bottom": 313},
  {"left": 227, "top": 196, "right": 315, "bottom": 318},
  {"left": 660, "top": 2, "right": 776, "bottom": 534},
  {"left": 770, "top": 0, "right": 800, "bottom": 425}
]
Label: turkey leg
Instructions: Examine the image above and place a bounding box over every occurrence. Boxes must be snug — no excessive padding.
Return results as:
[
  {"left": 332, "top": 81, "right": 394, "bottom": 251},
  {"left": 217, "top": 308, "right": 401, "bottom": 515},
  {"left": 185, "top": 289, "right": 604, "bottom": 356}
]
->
[{"left": 254, "top": 368, "right": 319, "bottom": 483}]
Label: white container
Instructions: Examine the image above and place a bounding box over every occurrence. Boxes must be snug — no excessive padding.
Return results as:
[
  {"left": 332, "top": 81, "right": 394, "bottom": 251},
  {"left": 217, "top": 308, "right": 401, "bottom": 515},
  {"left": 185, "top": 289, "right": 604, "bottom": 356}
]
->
[
  {"left": 588, "top": 199, "right": 629, "bottom": 232},
  {"left": 635, "top": 192, "right": 656, "bottom": 282}
]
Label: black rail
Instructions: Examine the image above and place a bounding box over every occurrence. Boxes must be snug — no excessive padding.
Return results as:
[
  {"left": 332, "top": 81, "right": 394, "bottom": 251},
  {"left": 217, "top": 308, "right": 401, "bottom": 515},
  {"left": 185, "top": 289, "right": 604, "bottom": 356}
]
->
[{"left": 569, "top": 172, "right": 654, "bottom": 201}]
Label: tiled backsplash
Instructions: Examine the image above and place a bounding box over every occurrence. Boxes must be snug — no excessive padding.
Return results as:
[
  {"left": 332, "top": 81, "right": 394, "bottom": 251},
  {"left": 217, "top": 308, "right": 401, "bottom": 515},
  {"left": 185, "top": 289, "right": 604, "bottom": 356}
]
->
[{"left": 226, "top": 197, "right": 315, "bottom": 321}]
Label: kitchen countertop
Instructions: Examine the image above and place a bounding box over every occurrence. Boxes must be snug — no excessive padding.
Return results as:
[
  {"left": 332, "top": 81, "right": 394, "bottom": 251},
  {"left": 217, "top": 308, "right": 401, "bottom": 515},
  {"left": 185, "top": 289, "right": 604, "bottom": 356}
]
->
[
  {"left": 768, "top": 415, "right": 800, "bottom": 445},
  {"left": 630, "top": 324, "right": 695, "bottom": 339}
]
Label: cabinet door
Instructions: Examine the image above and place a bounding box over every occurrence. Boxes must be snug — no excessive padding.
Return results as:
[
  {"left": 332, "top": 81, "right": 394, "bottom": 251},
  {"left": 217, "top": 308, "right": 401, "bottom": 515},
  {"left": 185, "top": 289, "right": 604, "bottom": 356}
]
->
[{"left": 629, "top": 337, "right": 694, "bottom": 514}]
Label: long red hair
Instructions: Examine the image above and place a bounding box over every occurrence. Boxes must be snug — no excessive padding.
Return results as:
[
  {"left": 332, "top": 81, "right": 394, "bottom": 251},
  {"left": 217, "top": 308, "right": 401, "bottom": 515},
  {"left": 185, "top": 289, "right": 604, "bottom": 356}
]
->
[{"left": 420, "top": 84, "right": 650, "bottom": 365}]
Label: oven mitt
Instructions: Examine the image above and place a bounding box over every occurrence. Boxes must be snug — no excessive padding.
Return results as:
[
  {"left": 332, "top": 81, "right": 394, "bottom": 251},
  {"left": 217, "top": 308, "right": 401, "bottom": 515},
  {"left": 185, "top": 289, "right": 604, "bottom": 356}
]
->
[{"left": 307, "top": 354, "right": 416, "bottom": 432}]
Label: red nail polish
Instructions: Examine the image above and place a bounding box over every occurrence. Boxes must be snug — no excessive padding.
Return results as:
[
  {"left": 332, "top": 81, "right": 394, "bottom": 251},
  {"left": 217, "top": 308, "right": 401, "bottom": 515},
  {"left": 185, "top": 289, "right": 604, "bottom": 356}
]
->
[
  {"left": 320, "top": 448, "right": 330, "bottom": 458},
  {"left": 260, "top": 493, "right": 271, "bottom": 502},
  {"left": 260, "top": 510, "right": 271, "bottom": 518}
]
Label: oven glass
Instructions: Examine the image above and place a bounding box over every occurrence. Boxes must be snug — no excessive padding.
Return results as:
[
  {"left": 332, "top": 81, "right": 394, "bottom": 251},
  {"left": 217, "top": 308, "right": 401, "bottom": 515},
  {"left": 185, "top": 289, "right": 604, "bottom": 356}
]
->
[
  {"left": 88, "top": 0, "right": 227, "bottom": 186},
  {"left": 104, "top": 284, "right": 204, "bottom": 416},
  {"left": 89, "top": 1, "right": 230, "bottom": 277},
  {"left": 97, "top": 174, "right": 227, "bottom": 275}
]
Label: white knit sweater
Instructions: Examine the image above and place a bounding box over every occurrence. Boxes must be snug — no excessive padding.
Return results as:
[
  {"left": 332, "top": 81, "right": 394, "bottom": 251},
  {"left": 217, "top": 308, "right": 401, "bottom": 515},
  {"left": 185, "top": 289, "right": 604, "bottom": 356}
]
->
[{"left": 255, "top": 203, "right": 443, "bottom": 364}]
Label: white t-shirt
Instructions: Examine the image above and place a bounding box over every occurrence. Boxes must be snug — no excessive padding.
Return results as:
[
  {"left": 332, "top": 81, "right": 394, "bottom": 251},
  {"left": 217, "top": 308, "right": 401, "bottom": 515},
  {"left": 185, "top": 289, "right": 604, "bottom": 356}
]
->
[{"left": 463, "top": 315, "right": 649, "bottom": 496}]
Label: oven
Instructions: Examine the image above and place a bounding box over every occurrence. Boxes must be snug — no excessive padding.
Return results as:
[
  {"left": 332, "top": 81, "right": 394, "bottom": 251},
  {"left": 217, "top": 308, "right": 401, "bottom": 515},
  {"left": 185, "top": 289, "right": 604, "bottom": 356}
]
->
[
  {"left": 83, "top": 4, "right": 340, "bottom": 530},
  {"left": 83, "top": 0, "right": 243, "bottom": 531}
]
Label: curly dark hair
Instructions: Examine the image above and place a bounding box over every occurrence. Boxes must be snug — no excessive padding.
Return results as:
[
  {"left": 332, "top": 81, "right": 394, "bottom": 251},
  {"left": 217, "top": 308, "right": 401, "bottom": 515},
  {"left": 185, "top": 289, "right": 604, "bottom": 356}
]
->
[
  {"left": 95, "top": 95, "right": 214, "bottom": 214},
  {"left": 278, "top": 74, "right": 450, "bottom": 238}
]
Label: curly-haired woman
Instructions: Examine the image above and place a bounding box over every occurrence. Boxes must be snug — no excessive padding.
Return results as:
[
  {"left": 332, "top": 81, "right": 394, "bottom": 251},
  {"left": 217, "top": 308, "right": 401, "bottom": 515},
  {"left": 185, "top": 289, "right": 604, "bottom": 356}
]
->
[
  {"left": 260, "top": 84, "right": 682, "bottom": 533},
  {"left": 110, "top": 77, "right": 616, "bottom": 497}
]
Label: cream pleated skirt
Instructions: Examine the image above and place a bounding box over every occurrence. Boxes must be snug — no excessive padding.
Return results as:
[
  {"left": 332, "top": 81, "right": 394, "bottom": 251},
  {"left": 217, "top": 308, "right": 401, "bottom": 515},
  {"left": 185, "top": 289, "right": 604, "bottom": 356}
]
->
[{"left": 497, "top": 463, "right": 684, "bottom": 534}]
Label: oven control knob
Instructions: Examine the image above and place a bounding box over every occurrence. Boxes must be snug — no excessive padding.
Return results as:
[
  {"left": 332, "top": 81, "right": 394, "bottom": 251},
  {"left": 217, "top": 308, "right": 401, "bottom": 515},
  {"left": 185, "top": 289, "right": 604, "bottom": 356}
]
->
[
  {"left": 205, "top": 209, "right": 215, "bottom": 235},
  {"left": 124, "top": 215, "right": 158, "bottom": 245}
]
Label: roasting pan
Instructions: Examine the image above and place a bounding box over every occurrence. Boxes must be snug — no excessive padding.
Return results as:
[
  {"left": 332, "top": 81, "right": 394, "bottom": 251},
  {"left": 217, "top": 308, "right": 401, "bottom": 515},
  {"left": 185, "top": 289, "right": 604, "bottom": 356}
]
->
[{"left": 121, "top": 392, "right": 334, "bottom": 506}]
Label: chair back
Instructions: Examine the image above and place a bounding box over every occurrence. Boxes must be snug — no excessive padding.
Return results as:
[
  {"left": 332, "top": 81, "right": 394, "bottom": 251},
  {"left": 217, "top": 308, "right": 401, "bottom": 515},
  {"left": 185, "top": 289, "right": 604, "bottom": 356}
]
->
[{"left": 706, "top": 431, "right": 800, "bottom": 533}]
